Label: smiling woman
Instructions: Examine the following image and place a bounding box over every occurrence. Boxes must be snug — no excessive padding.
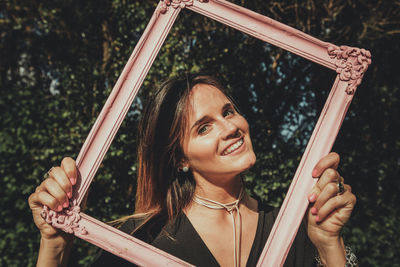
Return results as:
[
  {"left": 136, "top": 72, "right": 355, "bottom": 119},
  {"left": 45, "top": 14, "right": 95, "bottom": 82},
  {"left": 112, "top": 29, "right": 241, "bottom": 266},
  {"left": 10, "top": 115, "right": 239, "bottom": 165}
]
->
[
  {"left": 29, "top": 73, "right": 358, "bottom": 267},
  {"left": 182, "top": 83, "right": 256, "bottom": 185}
]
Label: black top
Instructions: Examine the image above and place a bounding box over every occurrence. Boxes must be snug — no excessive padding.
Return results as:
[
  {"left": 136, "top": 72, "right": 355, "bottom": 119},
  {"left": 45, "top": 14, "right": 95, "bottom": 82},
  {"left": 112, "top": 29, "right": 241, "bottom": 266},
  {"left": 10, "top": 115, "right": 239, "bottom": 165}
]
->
[{"left": 92, "top": 203, "right": 316, "bottom": 266}]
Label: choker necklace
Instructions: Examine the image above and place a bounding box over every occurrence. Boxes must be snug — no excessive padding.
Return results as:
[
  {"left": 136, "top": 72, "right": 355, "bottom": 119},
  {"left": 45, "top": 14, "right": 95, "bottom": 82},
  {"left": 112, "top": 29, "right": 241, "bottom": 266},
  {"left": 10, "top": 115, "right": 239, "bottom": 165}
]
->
[{"left": 193, "top": 187, "right": 244, "bottom": 267}]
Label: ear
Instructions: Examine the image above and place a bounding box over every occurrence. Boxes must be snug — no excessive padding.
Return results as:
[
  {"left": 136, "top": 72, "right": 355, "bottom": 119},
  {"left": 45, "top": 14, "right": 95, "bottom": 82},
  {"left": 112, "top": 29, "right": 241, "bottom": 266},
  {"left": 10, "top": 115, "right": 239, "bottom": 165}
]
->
[{"left": 177, "top": 158, "right": 189, "bottom": 172}]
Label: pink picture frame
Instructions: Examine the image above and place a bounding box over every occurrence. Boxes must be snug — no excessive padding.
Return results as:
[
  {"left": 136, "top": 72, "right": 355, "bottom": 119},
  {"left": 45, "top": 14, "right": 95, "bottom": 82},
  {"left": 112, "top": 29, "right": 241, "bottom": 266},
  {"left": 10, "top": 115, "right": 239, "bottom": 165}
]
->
[{"left": 40, "top": 0, "right": 371, "bottom": 266}]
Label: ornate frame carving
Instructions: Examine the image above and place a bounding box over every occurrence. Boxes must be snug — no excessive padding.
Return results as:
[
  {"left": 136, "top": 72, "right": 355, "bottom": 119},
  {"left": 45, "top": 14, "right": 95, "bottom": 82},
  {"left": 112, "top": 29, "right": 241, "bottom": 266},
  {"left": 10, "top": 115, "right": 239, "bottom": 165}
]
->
[{"left": 41, "top": 0, "right": 371, "bottom": 266}]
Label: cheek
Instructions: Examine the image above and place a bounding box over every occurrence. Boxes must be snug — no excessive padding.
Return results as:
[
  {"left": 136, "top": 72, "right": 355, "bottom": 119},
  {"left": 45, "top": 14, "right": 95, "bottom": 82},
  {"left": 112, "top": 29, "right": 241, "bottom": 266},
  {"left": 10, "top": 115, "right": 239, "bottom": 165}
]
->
[{"left": 187, "top": 137, "right": 218, "bottom": 161}]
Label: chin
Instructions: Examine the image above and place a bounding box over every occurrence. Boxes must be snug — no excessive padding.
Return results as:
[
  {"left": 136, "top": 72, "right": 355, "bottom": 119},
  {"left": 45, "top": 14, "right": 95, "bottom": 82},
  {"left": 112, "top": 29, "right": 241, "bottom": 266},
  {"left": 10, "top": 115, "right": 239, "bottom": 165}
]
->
[
  {"left": 246, "top": 155, "right": 257, "bottom": 170},
  {"left": 237, "top": 152, "right": 256, "bottom": 172}
]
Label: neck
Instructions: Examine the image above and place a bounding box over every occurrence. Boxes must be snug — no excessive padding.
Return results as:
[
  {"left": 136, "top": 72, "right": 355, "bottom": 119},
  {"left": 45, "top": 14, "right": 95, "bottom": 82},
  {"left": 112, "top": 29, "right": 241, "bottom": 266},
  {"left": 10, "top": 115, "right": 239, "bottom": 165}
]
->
[{"left": 194, "top": 175, "right": 243, "bottom": 203}]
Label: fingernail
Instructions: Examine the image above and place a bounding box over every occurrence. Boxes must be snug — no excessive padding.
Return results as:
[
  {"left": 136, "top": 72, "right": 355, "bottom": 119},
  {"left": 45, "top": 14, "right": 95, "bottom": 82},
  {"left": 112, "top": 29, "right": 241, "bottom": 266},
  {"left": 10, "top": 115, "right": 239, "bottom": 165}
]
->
[
  {"left": 67, "top": 191, "right": 72, "bottom": 199},
  {"left": 312, "top": 169, "right": 318, "bottom": 177},
  {"left": 315, "top": 215, "right": 320, "bottom": 223},
  {"left": 311, "top": 207, "right": 318, "bottom": 215},
  {"left": 57, "top": 205, "right": 62, "bottom": 211},
  {"left": 70, "top": 178, "right": 76, "bottom": 186},
  {"left": 308, "top": 194, "right": 317, "bottom": 202},
  {"left": 63, "top": 201, "right": 69, "bottom": 208}
]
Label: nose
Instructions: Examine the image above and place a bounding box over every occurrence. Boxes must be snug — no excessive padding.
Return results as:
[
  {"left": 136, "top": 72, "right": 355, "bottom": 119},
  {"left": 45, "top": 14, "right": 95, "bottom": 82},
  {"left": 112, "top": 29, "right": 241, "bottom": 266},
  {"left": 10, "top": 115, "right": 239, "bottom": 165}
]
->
[{"left": 220, "top": 119, "right": 240, "bottom": 140}]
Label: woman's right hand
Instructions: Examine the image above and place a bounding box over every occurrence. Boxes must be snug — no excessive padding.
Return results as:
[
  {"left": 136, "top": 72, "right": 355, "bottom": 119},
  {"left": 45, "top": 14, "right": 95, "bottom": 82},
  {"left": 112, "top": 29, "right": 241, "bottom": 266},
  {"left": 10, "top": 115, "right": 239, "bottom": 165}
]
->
[{"left": 28, "top": 157, "right": 78, "bottom": 241}]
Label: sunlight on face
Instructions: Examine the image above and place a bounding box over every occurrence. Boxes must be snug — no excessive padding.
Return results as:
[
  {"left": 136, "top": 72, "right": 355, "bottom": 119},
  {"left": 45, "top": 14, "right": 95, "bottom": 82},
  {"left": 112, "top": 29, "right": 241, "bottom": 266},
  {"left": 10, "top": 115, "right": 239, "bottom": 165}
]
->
[{"left": 182, "top": 84, "right": 256, "bottom": 185}]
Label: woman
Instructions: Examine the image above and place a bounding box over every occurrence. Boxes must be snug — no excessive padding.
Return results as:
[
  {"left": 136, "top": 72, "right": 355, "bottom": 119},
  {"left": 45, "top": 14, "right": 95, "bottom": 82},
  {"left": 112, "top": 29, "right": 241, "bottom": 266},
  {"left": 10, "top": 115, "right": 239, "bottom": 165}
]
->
[{"left": 29, "top": 74, "right": 357, "bottom": 266}]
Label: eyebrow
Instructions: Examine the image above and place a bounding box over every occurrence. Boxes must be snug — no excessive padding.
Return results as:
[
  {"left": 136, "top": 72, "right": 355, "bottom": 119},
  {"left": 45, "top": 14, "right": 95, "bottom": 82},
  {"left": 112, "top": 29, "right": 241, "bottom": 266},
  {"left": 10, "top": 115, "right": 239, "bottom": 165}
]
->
[{"left": 190, "top": 103, "right": 233, "bottom": 132}]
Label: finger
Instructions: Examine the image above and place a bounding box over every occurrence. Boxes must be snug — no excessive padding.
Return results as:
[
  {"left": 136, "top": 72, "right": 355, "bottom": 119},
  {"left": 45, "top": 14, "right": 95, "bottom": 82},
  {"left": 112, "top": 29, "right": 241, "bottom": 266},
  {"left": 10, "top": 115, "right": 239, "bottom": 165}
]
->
[
  {"left": 308, "top": 168, "right": 340, "bottom": 203},
  {"left": 61, "top": 157, "right": 78, "bottom": 185},
  {"left": 308, "top": 184, "right": 320, "bottom": 205},
  {"left": 316, "top": 186, "right": 356, "bottom": 222},
  {"left": 42, "top": 178, "right": 69, "bottom": 210},
  {"left": 29, "top": 190, "right": 63, "bottom": 212},
  {"left": 35, "top": 179, "right": 52, "bottom": 194},
  {"left": 50, "top": 166, "right": 73, "bottom": 199},
  {"left": 317, "top": 168, "right": 341, "bottom": 190},
  {"left": 313, "top": 181, "right": 340, "bottom": 211},
  {"left": 35, "top": 184, "right": 44, "bottom": 193},
  {"left": 312, "top": 152, "right": 340, "bottom": 178}
]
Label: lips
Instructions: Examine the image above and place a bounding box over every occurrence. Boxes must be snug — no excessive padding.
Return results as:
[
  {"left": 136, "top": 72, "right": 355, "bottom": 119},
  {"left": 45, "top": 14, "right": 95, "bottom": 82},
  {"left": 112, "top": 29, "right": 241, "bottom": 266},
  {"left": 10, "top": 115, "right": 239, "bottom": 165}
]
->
[{"left": 222, "top": 138, "right": 244, "bottom": 155}]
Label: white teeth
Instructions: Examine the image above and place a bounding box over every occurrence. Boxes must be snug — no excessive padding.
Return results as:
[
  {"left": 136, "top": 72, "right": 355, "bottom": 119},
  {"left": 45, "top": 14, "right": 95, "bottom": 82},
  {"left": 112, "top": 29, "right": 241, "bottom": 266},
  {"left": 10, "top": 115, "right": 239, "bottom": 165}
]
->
[{"left": 223, "top": 139, "right": 243, "bottom": 155}]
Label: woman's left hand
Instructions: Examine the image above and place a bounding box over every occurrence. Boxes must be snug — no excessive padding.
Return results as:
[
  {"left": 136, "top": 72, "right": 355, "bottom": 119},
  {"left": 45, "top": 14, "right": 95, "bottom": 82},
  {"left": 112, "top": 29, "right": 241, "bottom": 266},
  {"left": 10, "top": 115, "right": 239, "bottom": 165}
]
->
[{"left": 307, "top": 152, "right": 356, "bottom": 263}]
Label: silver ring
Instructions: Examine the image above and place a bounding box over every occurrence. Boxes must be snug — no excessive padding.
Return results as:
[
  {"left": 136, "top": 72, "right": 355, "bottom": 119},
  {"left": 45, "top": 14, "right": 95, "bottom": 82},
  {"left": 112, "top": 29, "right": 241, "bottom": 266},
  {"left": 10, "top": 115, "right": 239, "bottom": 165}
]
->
[
  {"left": 337, "top": 181, "right": 345, "bottom": 195},
  {"left": 43, "top": 167, "right": 54, "bottom": 179}
]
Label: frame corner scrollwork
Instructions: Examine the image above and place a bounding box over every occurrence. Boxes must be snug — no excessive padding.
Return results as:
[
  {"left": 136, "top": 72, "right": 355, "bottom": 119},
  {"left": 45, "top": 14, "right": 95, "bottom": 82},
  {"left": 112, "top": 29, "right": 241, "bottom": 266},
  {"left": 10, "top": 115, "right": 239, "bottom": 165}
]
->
[
  {"left": 158, "top": 0, "right": 209, "bottom": 14},
  {"left": 327, "top": 45, "right": 372, "bottom": 95},
  {"left": 41, "top": 200, "right": 88, "bottom": 235}
]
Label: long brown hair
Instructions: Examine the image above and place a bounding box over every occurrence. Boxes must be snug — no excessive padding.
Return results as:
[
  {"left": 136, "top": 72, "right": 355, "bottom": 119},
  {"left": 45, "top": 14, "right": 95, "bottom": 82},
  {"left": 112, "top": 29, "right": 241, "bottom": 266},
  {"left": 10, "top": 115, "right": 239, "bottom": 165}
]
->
[{"left": 134, "top": 73, "right": 235, "bottom": 224}]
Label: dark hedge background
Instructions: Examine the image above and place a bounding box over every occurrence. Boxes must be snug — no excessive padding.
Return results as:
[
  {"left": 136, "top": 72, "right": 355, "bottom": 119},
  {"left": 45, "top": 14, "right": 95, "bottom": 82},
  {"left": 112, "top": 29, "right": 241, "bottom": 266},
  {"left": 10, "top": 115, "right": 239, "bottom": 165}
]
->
[{"left": 1, "top": 0, "right": 399, "bottom": 266}]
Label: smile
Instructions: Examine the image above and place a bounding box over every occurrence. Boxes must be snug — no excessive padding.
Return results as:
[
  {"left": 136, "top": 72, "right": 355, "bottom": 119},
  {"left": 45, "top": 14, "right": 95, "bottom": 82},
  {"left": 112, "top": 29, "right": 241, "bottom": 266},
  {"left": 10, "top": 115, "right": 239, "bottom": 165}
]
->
[{"left": 222, "top": 138, "right": 244, "bottom": 155}]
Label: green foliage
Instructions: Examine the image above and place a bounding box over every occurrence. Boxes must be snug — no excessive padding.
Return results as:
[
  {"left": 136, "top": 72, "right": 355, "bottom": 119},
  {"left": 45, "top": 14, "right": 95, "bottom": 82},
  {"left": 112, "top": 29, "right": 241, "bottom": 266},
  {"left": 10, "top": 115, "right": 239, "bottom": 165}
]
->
[{"left": 1, "top": 0, "right": 399, "bottom": 266}]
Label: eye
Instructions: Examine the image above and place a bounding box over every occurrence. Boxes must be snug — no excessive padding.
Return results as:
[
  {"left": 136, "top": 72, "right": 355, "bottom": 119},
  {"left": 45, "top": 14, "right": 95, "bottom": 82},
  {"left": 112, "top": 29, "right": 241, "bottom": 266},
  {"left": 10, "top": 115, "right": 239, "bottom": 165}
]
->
[
  {"left": 197, "top": 124, "right": 210, "bottom": 135},
  {"left": 223, "top": 107, "right": 235, "bottom": 117}
]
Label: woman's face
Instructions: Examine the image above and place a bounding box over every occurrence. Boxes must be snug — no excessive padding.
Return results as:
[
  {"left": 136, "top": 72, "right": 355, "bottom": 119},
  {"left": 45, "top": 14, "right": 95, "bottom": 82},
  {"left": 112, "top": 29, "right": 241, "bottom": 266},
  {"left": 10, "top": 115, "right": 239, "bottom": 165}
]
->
[{"left": 181, "top": 84, "right": 256, "bottom": 184}]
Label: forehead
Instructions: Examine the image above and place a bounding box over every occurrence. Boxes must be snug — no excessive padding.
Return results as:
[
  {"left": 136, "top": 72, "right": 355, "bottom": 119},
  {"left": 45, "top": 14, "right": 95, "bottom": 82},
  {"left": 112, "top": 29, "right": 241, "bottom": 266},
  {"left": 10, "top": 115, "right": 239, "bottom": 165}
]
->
[{"left": 187, "top": 84, "right": 231, "bottom": 120}]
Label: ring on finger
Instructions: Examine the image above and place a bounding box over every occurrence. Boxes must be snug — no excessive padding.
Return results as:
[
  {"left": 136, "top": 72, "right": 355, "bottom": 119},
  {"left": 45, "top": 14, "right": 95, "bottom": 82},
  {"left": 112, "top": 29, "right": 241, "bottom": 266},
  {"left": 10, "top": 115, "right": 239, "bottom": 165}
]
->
[
  {"left": 337, "top": 180, "right": 345, "bottom": 195},
  {"left": 43, "top": 167, "right": 55, "bottom": 179}
]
